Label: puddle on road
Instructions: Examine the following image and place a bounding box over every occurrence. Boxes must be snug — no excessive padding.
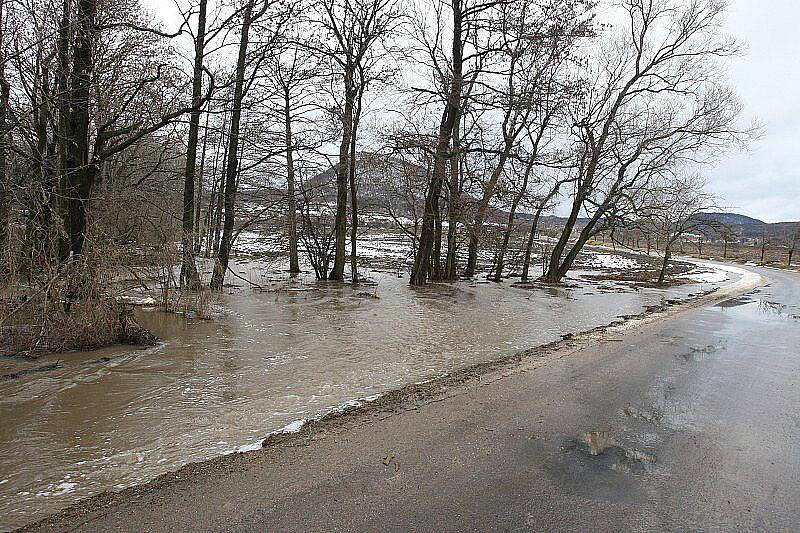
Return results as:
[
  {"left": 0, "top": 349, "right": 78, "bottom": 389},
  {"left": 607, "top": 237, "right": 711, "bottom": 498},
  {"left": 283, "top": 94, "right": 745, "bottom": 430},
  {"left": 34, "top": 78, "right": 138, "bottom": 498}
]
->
[
  {"left": 0, "top": 262, "right": 725, "bottom": 529},
  {"left": 715, "top": 296, "right": 754, "bottom": 308},
  {"left": 563, "top": 431, "right": 656, "bottom": 476},
  {"left": 677, "top": 344, "right": 722, "bottom": 362}
]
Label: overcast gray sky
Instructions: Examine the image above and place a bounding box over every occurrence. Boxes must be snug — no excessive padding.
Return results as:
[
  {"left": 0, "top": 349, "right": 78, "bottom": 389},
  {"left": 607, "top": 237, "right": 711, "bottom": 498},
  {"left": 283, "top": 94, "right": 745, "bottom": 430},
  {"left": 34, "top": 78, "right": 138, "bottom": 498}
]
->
[
  {"left": 706, "top": 0, "right": 800, "bottom": 222},
  {"left": 145, "top": 0, "right": 798, "bottom": 222}
]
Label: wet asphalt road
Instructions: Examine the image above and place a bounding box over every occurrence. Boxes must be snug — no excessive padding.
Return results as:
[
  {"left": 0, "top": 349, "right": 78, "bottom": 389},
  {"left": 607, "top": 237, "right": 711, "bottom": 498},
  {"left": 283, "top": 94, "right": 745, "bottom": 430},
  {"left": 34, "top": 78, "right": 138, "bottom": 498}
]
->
[{"left": 25, "top": 266, "right": 800, "bottom": 532}]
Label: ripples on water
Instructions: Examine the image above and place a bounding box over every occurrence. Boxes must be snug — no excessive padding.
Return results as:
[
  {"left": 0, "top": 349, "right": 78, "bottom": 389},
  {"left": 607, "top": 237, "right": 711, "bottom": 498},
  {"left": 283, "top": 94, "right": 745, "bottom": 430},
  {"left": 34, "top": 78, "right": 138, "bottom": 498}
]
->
[{"left": 0, "top": 260, "right": 726, "bottom": 529}]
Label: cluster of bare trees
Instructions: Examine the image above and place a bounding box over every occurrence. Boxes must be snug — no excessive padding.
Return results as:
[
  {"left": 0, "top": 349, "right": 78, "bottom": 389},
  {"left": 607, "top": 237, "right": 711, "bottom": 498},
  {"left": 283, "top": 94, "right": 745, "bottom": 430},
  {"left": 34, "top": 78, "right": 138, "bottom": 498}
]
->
[{"left": 0, "top": 0, "right": 751, "bottom": 300}]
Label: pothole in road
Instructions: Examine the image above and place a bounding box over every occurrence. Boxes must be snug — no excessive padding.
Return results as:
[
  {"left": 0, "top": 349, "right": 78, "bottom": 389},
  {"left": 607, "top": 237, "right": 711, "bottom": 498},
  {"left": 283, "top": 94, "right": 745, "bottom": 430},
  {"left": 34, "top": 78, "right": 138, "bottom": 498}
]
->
[
  {"left": 678, "top": 344, "right": 721, "bottom": 362},
  {"left": 715, "top": 296, "right": 754, "bottom": 308},
  {"left": 563, "top": 431, "right": 656, "bottom": 475},
  {"left": 623, "top": 405, "right": 663, "bottom": 425}
]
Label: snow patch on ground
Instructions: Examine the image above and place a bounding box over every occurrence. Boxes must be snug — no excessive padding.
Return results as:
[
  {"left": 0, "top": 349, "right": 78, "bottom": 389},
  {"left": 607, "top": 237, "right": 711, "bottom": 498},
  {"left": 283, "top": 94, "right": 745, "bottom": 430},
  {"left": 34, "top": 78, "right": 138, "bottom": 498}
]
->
[
  {"left": 589, "top": 253, "right": 640, "bottom": 270},
  {"left": 233, "top": 230, "right": 284, "bottom": 256},
  {"left": 118, "top": 295, "right": 157, "bottom": 306},
  {"left": 681, "top": 269, "right": 729, "bottom": 283}
]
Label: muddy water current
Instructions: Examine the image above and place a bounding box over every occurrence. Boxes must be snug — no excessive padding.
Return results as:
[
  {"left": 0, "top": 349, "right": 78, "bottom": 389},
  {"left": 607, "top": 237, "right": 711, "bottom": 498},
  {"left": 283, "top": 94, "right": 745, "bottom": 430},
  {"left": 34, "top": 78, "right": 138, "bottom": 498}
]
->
[{"left": 0, "top": 261, "right": 732, "bottom": 529}]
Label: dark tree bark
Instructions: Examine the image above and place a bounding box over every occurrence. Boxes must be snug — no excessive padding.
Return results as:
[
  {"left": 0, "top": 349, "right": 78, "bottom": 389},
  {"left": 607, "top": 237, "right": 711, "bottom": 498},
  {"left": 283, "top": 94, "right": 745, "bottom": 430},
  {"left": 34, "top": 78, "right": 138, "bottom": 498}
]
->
[
  {"left": 195, "top": 106, "right": 210, "bottom": 254},
  {"left": 348, "top": 89, "right": 362, "bottom": 283},
  {"left": 180, "top": 0, "right": 208, "bottom": 289},
  {"left": 657, "top": 241, "right": 674, "bottom": 285},
  {"left": 465, "top": 139, "right": 513, "bottom": 278},
  {"left": 55, "top": 0, "right": 71, "bottom": 244},
  {"left": 0, "top": 0, "right": 9, "bottom": 268},
  {"left": 211, "top": 109, "right": 229, "bottom": 256},
  {"left": 444, "top": 116, "right": 461, "bottom": 280},
  {"left": 330, "top": 69, "right": 354, "bottom": 281},
  {"left": 520, "top": 182, "right": 561, "bottom": 282},
  {"left": 210, "top": 0, "right": 254, "bottom": 290},
  {"left": 62, "top": 0, "right": 98, "bottom": 259},
  {"left": 411, "top": 1, "right": 462, "bottom": 286},
  {"left": 520, "top": 207, "right": 543, "bottom": 282},
  {"left": 284, "top": 88, "right": 300, "bottom": 273},
  {"left": 493, "top": 160, "right": 536, "bottom": 282}
]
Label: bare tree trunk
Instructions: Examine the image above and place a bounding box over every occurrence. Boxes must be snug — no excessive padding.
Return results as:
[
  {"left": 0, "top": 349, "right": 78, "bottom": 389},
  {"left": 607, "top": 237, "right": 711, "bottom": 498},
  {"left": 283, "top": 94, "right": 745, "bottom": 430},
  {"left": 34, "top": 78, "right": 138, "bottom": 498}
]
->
[
  {"left": 432, "top": 200, "right": 442, "bottom": 279},
  {"left": 520, "top": 208, "right": 545, "bottom": 282},
  {"left": 494, "top": 147, "right": 541, "bottom": 282},
  {"left": 445, "top": 119, "right": 461, "bottom": 280},
  {"left": 348, "top": 98, "right": 360, "bottom": 283},
  {"left": 546, "top": 196, "right": 608, "bottom": 283},
  {"left": 658, "top": 246, "right": 672, "bottom": 284},
  {"left": 0, "top": 0, "right": 9, "bottom": 270},
  {"left": 411, "top": 2, "right": 462, "bottom": 286},
  {"left": 211, "top": 110, "right": 229, "bottom": 256},
  {"left": 212, "top": 174, "right": 225, "bottom": 254},
  {"left": 284, "top": 89, "right": 300, "bottom": 273},
  {"left": 330, "top": 71, "right": 354, "bottom": 281},
  {"left": 465, "top": 148, "right": 510, "bottom": 278},
  {"left": 63, "top": 0, "right": 98, "bottom": 259},
  {"left": 180, "top": 0, "right": 208, "bottom": 290},
  {"left": 195, "top": 105, "right": 210, "bottom": 255},
  {"left": 210, "top": 0, "right": 253, "bottom": 290},
  {"left": 544, "top": 185, "right": 586, "bottom": 283},
  {"left": 55, "top": 0, "right": 71, "bottom": 259}
]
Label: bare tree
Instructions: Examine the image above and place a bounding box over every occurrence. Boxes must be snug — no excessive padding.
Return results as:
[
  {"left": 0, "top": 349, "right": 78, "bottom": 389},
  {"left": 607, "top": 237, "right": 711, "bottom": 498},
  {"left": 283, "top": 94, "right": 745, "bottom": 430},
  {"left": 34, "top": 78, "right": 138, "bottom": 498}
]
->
[
  {"left": 409, "top": 0, "right": 488, "bottom": 285},
  {"left": 210, "top": 0, "right": 289, "bottom": 290},
  {"left": 544, "top": 0, "right": 749, "bottom": 283},
  {"left": 311, "top": 0, "right": 402, "bottom": 281},
  {"left": 265, "top": 44, "right": 320, "bottom": 274},
  {"left": 464, "top": 0, "right": 590, "bottom": 278},
  {"left": 0, "top": 0, "right": 9, "bottom": 273},
  {"left": 180, "top": 0, "right": 210, "bottom": 289},
  {"left": 637, "top": 173, "right": 718, "bottom": 284}
]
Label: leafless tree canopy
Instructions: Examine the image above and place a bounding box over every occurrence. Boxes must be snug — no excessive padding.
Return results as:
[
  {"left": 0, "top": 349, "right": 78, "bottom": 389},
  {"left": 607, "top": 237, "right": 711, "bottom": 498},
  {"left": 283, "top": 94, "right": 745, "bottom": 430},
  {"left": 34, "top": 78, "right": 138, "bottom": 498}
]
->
[{"left": 0, "top": 0, "right": 752, "bottom": 315}]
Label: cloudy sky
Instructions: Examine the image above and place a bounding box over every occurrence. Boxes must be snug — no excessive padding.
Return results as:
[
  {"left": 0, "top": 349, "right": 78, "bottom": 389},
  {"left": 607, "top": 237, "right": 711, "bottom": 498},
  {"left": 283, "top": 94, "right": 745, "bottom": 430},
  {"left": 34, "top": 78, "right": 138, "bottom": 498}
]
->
[{"left": 707, "top": 0, "right": 800, "bottom": 222}]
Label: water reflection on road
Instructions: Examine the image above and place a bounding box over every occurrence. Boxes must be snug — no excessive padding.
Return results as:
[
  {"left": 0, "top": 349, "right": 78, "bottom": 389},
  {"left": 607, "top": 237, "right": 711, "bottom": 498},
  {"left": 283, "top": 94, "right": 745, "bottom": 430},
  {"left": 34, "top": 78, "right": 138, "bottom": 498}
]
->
[{"left": 0, "top": 265, "right": 722, "bottom": 529}]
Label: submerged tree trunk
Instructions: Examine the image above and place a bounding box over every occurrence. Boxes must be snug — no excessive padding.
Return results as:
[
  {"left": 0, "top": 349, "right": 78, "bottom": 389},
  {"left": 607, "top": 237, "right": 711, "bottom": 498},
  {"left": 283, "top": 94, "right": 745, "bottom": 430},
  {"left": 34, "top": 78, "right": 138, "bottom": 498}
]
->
[
  {"left": 494, "top": 149, "right": 542, "bottom": 282},
  {"left": 543, "top": 182, "right": 587, "bottom": 283},
  {"left": 411, "top": 3, "right": 462, "bottom": 286},
  {"left": 210, "top": 0, "right": 253, "bottom": 290},
  {"left": 284, "top": 89, "right": 300, "bottom": 274},
  {"left": 432, "top": 198, "right": 443, "bottom": 280},
  {"left": 520, "top": 208, "right": 544, "bottom": 282},
  {"left": 348, "top": 98, "right": 360, "bottom": 284},
  {"left": 445, "top": 120, "right": 461, "bottom": 280},
  {"left": 211, "top": 110, "right": 229, "bottom": 257},
  {"left": 330, "top": 71, "right": 354, "bottom": 281},
  {"left": 195, "top": 105, "right": 210, "bottom": 255},
  {"left": 465, "top": 148, "right": 510, "bottom": 278},
  {"left": 180, "top": 0, "right": 208, "bottom": 289}
]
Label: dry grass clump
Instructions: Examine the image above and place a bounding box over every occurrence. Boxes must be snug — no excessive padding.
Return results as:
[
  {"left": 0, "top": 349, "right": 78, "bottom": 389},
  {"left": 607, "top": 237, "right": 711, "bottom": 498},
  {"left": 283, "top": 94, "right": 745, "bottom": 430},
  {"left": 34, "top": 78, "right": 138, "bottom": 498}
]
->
[{"left": 0, "top": 248, "right": 156, "bottom": 357}]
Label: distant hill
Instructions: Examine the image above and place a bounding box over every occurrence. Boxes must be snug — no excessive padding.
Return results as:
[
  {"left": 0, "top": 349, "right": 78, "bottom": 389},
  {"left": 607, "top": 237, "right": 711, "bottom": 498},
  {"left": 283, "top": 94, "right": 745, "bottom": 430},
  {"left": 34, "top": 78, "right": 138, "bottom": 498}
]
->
[
  {"left": 301, "top": 156, "right": 798, "bottom": 241},
  {"left": 692, "top": 212, "right": 799, "bottom": 241},
  {"left": 695, "top": 212, "right": 766, "bottom": 227}
]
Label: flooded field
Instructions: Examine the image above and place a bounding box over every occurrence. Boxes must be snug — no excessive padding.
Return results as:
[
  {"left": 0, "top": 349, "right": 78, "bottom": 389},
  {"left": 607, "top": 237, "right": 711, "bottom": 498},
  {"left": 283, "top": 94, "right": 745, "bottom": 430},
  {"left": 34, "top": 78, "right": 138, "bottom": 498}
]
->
[{"left": 0, "top": 243, "right": 734, "bottom": 530}]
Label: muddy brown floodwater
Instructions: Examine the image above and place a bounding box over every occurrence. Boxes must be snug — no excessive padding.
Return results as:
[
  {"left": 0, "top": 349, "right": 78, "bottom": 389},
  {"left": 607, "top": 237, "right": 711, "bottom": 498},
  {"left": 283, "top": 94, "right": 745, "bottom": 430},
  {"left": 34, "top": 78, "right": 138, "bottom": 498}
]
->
[{"left": 0, "top": 260, "right": 733, "bottom": 530}]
